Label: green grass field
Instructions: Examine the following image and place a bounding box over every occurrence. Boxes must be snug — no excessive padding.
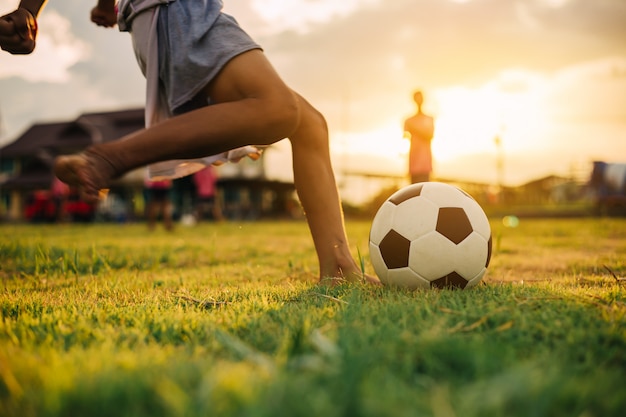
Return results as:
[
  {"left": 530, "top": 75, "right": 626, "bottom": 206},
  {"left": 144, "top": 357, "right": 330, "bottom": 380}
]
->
[{"left": 1, "top": 218, "right": 625, "bottom": 417}]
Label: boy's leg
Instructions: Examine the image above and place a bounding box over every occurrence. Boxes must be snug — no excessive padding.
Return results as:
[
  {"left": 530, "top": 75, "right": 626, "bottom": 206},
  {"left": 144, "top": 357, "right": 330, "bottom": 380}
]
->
[
  {"left": 54, "top": 49, "right": 378, "bottom": 283},
  {"left": 54, "top": 50, "right": 299, "bottom": 201},
  {"left": 287, "top": 95, "right": 378, "bottom": 283}
]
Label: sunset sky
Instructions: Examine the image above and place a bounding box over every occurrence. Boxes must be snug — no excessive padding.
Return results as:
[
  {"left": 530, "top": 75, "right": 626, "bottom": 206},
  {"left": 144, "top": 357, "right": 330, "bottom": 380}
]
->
[{"left": 1, "top": 0, "right": 625, "bottom": 190}]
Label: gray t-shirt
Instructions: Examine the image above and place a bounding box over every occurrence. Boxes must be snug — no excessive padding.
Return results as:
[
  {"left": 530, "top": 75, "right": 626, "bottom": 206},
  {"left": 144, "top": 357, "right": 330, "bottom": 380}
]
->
[{"left": 116, "top": 0, "right": 178, "bottom": 31}]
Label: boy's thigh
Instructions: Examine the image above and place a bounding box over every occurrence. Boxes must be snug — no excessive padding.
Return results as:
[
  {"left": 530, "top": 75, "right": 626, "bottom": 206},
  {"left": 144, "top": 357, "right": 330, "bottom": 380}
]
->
[{"left": 203, "top": 49, "right": 292, "bottom": 103}]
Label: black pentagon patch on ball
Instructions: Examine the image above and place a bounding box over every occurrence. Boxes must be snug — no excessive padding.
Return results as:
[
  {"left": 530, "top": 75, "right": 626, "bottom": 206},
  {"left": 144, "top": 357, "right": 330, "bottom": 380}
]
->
[
  {"left": 431, "top": 272, "right": 468, "bottom": 289},
  {"left": 379, "top": 229, "right": 411, "bottom": 269},
  {"left": 389, "top": 184, "right": 424, "bottom": 205},
  {"left": 486, "top": 235, "right": 493, "bottom": 267},
  {"left": 436, "top": 207, "right": 473, "bottom": 244}
]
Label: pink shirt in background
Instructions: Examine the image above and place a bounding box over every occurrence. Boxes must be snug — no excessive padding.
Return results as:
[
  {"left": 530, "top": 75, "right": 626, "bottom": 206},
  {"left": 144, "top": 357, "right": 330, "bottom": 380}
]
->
[
  {"left": 51, "top": 176, "right": 70, "bottom": 197},
  {"left": 193, "top": 166, "right": 218, "bottom": 198},
  {"left": 145, "top": 179, "right": 172, "bottom": 189}
]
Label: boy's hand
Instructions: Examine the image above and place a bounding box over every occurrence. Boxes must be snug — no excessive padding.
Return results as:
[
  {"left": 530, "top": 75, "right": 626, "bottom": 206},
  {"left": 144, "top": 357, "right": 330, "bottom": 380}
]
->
[
  {"left": 0, "top": 8, "right": 37, "bottom": 54},
  {"left": 91, "top": 5, "right": 117, "bottom": 28}
]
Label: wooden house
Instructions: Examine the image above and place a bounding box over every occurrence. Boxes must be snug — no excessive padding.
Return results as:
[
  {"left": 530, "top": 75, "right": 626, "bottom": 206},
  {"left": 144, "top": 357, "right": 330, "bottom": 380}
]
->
[{"left": 0, "top": 108, "right": 296, "bottom": 222}]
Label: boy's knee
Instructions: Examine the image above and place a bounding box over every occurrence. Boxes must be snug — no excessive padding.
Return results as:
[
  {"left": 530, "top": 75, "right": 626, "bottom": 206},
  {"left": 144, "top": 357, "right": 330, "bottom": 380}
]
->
[
  {"left": 308, "top": 105, "right": 328, "bottom": 134},
  {"left": 262, "top": 90, "right": 301, "bottom": 141},
  {"left": 279, "top": 89, "right": 300, "bottom": 122},
  {"left": 297, "top": 101, "right": 328, "bottom": 138}
]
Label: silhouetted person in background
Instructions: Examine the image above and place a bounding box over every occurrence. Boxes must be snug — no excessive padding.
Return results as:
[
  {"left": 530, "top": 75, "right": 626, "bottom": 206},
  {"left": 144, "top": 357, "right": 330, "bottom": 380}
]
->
[
  {"left": 51, "top": 176, "right": 70, "bottom": 222},
  {"left": 193, "top": 165, "right": 223, "bottom": 221},
  {"left": 404, "top": 90, "right": 435, "bottom": 183},
  {"left": 144, "top": 177, "right": 173, "bottom": 231}
]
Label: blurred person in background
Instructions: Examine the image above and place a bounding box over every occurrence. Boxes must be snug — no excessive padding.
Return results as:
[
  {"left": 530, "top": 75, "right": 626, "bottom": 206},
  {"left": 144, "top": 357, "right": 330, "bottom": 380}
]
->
[
  {"left": 144, "top": 176, "right": 173, "bottom": 231},
  {"left": 193, "top": 165, "right": 223, "bottom": 222}
]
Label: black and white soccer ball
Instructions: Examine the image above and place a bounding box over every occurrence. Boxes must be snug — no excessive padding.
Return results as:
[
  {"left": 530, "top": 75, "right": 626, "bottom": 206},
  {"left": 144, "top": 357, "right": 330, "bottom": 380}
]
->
[{"left": 369, "top": 182, "right": 492, "bottom": 290}]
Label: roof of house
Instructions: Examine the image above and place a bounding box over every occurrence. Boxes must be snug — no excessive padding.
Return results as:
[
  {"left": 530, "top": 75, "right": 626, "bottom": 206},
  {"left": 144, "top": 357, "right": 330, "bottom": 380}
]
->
[
  {"left": 76, "top": 108, "right": 145, "bottom": 145},
  {"left": 0, "top": 108, "right": 145, "bottom": 158},
  {"left": 0, "top": 108, "right": 145, "bottom": 190},
  {"left": 0, "top": 122, "right": 72, "bottom": 157}
]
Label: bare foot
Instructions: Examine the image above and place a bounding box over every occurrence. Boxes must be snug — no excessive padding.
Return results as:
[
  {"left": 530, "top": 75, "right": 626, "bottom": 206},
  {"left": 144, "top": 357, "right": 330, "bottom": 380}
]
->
[
  {"left": 318, "top": 266, "right": 382, "bottom": 287},
  {"left": 53, "top": 151, "right": 116, "bottom": 203}
]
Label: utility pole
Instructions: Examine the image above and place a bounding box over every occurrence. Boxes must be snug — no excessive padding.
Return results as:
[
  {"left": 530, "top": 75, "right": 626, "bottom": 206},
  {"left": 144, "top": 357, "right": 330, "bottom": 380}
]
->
[
  {"left": 494, "top": 127, "right": 505, "bottom": 203},
  {"left": 0, "top": 105, "right": 4, "bottom": 140}
]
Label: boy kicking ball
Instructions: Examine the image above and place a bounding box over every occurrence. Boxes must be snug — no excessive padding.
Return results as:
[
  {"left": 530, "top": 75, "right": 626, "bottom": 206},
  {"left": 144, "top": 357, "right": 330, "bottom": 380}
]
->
[{"left": 0, "top": 0, "right": 380, "bottom": 285}]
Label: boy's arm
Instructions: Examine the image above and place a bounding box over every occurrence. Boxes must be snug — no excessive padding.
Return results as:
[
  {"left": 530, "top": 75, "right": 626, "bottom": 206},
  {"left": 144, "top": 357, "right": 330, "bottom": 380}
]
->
[
  {"left": 91, "top": 0, "right": 117, "bottom": 28},
  {"left": 18, "top": 0, "right": 49, "bottom": 18},
  {"left": 0, "top": 1, "right": 47, "bottom": 54}
]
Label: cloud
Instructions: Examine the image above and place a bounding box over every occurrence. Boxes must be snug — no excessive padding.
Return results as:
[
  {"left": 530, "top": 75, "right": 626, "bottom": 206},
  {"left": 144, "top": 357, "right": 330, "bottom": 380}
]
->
[
  {"left": 0, "top": 2, "right": 146, "bottom": 142},
  {"left": 539, "top": 0, "right": 572, "bottom": 7},
  {"left": 0, "top": 10, "right": 90, "bottom": 82},
  {"left": 249, "top": 0, "right": 381, "bottom": 34},
  {"left": 541, "top": 56, "right": 626, "bottom": 123}
]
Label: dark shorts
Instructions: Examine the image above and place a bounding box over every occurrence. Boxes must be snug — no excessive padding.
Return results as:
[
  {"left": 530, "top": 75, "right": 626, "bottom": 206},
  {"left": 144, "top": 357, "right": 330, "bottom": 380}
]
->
[{"left": 148, "top": 188, "right": 170, "bottom": 202}]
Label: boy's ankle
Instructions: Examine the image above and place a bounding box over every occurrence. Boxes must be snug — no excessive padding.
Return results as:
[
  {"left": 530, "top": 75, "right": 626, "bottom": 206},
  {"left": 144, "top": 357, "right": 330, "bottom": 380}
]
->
[{"left": 84, "top": 146, "right": 123, "bottom": 180}]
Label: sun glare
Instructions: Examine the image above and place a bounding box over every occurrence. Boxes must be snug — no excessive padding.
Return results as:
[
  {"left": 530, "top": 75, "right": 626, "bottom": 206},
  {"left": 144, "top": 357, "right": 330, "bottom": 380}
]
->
[
  {"left": 431, "top": 87, "right": 502, "bottom": 162},
  {"left": 356, "top": 83, "right": 548, "bottom": 171},
  {"left": 430, "top": 80, "right": 550, "bottom": 162},
  {"left": 335, "top": 124, "right": 408, "bottom": 159},
  {"left": 334, "top": 74, "right": 553, "bottom": 180}
]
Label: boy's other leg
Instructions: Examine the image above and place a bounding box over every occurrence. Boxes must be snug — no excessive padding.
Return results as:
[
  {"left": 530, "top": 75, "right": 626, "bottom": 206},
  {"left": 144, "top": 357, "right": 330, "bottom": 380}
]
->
[{"left": 288, "top": 94, "right": 379, "bottom": 284}]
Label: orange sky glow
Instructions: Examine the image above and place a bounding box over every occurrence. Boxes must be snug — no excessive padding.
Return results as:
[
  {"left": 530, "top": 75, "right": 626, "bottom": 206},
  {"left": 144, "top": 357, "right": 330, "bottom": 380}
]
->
[{"left": 1, "top": 0, "right": 625, "bottom": 201}]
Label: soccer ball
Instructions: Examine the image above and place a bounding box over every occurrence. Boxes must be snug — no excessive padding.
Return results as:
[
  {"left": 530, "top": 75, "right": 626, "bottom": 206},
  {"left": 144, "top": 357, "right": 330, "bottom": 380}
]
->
[{"left": 369, "top": 182, "right": 492, "bottom": 290}]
